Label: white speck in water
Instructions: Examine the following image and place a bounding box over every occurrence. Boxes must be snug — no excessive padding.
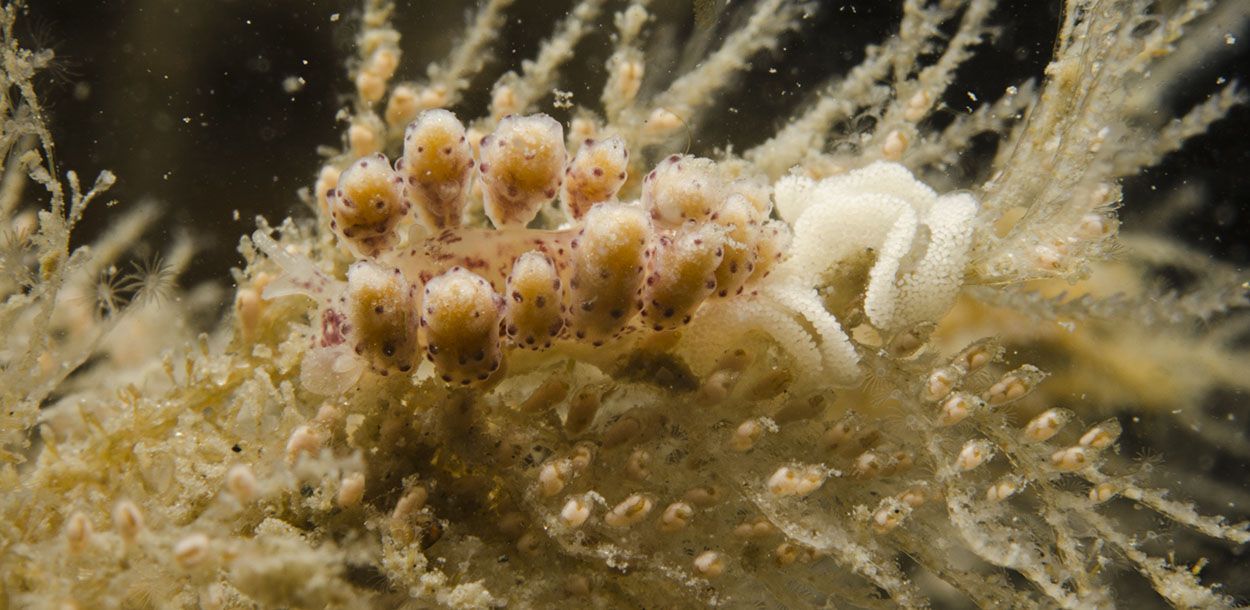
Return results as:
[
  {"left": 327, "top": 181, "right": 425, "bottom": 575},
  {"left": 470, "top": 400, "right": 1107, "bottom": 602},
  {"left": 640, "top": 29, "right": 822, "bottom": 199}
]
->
[{"left": 283, "top": 76, "right": 307, "bottom": 94}]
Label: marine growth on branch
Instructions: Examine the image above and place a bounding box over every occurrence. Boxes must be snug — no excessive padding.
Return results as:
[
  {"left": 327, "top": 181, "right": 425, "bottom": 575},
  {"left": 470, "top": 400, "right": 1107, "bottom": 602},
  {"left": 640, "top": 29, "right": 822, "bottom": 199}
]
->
[{"left": 2, "top": 0, "right": 1250, "bottom": 608}]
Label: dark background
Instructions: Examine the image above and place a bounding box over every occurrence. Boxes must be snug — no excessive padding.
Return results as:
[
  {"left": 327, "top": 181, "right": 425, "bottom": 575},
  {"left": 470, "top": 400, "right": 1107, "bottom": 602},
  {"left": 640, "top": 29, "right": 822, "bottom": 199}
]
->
[{"left": 19, "top": 0, "right": 1250, "bottom": 288}]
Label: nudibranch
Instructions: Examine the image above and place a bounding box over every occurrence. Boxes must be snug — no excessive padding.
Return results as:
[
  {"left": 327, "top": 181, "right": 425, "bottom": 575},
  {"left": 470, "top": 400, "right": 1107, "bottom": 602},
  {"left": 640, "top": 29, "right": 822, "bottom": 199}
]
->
[{"left": 256, "top": 109, "right": 977, "bottom": 395}]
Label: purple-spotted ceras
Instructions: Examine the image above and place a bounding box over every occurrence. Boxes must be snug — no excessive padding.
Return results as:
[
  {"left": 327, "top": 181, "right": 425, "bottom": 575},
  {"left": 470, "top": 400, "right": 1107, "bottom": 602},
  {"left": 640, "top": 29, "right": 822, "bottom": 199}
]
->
[{"left": 310, "top": 110, "right": 789, "bottom": 389}]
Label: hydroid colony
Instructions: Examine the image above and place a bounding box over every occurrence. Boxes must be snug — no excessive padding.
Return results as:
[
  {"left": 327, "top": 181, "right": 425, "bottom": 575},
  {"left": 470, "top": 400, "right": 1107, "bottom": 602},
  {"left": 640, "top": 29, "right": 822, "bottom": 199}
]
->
[{"left": 2, "top": 0, "right": 1250, "bottom": 608}]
